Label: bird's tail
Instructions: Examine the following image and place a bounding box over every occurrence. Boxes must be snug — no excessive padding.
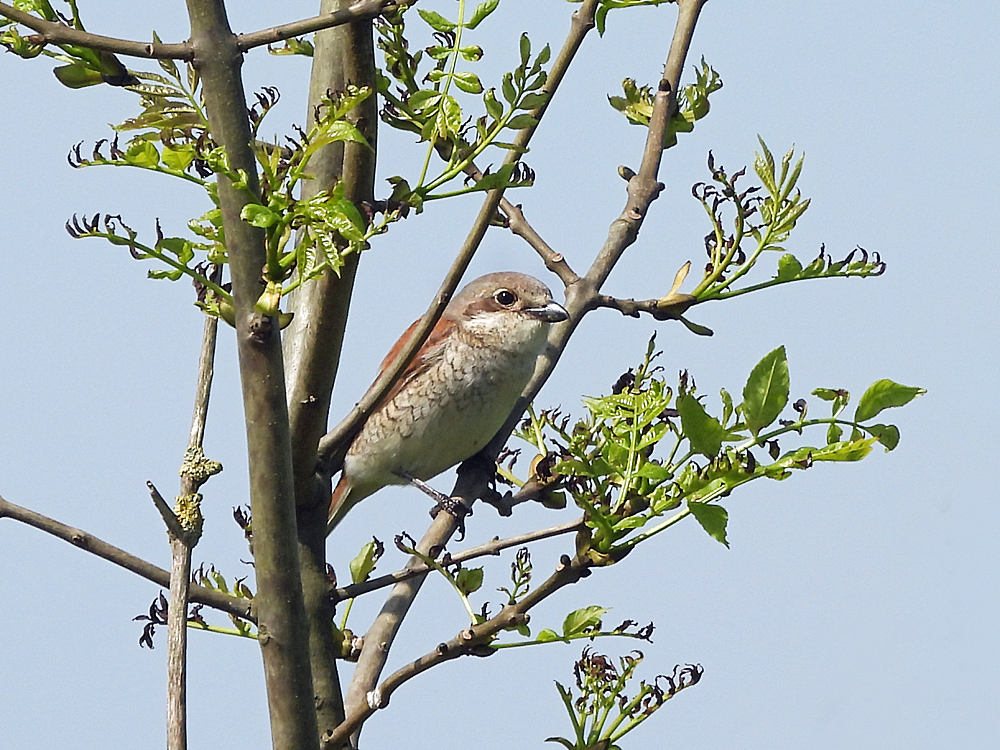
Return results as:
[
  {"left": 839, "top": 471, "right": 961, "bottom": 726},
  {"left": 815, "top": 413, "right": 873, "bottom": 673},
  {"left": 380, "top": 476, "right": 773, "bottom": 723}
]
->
[{"left": 326, "top": 475, "right": 353, "bottom": 535}]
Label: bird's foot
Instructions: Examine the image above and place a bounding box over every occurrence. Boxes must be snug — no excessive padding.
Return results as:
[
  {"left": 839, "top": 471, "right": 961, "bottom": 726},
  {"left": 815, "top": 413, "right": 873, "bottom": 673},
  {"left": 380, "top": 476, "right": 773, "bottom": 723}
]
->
[{"left": 395, "top": 470, "right": 471, "bottom": 540}]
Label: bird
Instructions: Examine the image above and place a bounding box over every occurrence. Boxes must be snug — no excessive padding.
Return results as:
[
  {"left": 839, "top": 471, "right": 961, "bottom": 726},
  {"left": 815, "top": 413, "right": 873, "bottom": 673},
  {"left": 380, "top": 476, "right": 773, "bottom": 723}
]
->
[{"left": 327, "top": 271, "right": 569, "bottom": 532}]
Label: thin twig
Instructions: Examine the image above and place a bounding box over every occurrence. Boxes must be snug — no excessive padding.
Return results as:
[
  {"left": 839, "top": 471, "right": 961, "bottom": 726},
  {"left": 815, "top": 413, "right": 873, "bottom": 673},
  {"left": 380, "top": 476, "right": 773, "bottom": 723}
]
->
[
  {"left": 595, "top": 293, "right": 696, "bottom": 321},
  {"left": 148, "top": 481, "right": 186, "bottom": 541},
  {"left": 339, "top": 1, "right": 708, "bottom": 737},
  {"left": 458, "top": 161, "right": 579, "bottom": 286},
  {"left": 236, "top": 0, "right": 401, "bottom": 51},
  {"left": 501, "top": 200, "right": 580, "bottom": 286},
  {"left": 323, "top": 553, "right": 592, "bottom": 747},
  {"left": 0, "top": 2, "right": 192, "bottom": 59},
  {"left": 0, "top": 493, "right": 250, "bottom": 620},
  {"left": 340, "top": 0, "right": 604, "bottom": 731},
  {"left": 332, "top": 517, "right": 584, "bottom": 602},
  {"left": 164, "top": 312, "right": 219, "bottom": 750},
  {"left": 0, "top": 0, "right": 401, "bottom": 59}
]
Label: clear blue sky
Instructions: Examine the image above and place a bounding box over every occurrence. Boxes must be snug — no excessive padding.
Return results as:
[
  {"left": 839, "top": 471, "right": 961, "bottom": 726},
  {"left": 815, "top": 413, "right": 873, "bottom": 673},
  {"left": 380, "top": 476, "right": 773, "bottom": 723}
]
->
[{"left": 1, "top": 2, "right": 997, "bottom": 748}]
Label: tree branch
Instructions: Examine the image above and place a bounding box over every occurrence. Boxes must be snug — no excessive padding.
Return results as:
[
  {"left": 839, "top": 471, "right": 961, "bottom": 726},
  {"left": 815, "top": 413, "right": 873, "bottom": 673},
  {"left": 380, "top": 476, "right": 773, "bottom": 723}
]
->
[
  {"left": 183, "top": 1, "right": 318, "bottom": 748},
  {"left": 0, "top": 493, "right": 251, "bottom": 620},
  {"left": 332, "top": 516, "right": 584, "bottom": 602},
  {"left": 281, "top": 0, "right": 384, "bottom": 738},
  {"left": 324, "top": 553, "right": 593, "bottom": 747},
  {"left": 0, "top": 2, "right": 192, "bottom": 59},
  {"left": 500, "top": 200, "right": 580, "bottom": 286},
  {"left": 236, "top": 0, "right": 402, "bottom": 52},
  {"left": 161, "top": 310, "right": 220, "bottom": 750},
  {"left": 339, "top": 0, "right": 604, "bottom": 732}
]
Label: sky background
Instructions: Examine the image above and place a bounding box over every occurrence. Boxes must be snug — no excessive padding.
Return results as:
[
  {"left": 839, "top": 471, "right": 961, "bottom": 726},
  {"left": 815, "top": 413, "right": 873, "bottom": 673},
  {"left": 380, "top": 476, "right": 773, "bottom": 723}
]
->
[{"left": 1, "top": 1, "right": 997, "bottom": 748}]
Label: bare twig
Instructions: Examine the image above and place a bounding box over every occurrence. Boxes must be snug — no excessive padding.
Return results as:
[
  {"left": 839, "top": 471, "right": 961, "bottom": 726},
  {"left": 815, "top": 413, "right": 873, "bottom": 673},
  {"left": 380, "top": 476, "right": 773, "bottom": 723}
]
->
[
  {"left": 0, "top": 0, "right": 402, "bottom": 59},
  {"left": 148, "top": 481, "right": 187, "bottom": 541},
  {"left": 458, "top": 161, "right": 580, "bottom": 286},
  {"left": 323, "top": 553, "right": 592, "bottom": 747},
  {"left": 501, "top": 200, "right": 580, "bottom": 286},
  {"left": 340, "top": 0, "right": 708, "bottom": 736},
  {"left": 333, "top": 516, "right": 584, "bottom": 602},
  {"left": 0, "top": 2, "right": 192, "bottom": 59},
  {"left": 185, "top": 1, "right": 318, "bottom": 746},
  {"left": 236, "top": 0, "right": 402, "bottom": 51},
  {"left": 340, "top": 0, "right": 604, "bottom": 732},
  {"left": 162, "top": 311, "right": 219, "bottom": 750},
  {"left": 0, "top": 493, "right": 250, "bottom": 620},
  {"left": 595, "top": 293, "right": 696, "bottom": 320}
]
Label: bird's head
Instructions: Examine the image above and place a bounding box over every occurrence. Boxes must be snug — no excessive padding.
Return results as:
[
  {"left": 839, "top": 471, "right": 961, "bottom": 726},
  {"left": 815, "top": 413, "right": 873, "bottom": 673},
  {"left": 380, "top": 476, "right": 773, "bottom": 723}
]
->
[{"left": 446, "top": 272, "right": 569, "bottom": 348}]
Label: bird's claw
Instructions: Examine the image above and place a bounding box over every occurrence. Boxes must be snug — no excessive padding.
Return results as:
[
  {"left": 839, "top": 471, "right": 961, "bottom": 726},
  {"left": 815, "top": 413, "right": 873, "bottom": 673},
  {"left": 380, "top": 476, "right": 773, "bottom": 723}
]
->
[{"left": 430, "top": 497, "right": 470, "bottom": 541}]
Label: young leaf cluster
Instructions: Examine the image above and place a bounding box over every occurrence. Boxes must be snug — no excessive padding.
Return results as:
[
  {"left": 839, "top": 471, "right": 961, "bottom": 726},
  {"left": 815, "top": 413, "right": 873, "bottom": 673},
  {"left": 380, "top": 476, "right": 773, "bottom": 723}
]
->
[
  {"left": 515, "top": 337, "right": 923, "bottom": 555},
  {"left": 609, "top": 57, "right": 722, "bottom": 149},
  {"left": 549, "top": 648, "right": 702, "bottom": 750},
  {"left": 685, "top": 140, "right": 886, "bottom": 305},
  {"left": 62, "top": 57, "right": 375, "bottom": 320},
  {"left": 375, "top": 1, "right": 549, "bottom": 209}
]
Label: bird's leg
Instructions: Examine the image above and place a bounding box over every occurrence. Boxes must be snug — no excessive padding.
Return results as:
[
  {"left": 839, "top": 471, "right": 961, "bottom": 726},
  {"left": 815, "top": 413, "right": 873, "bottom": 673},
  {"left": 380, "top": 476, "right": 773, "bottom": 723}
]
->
[{"left": 394, "top": 470, "right": 471, "bottom": 540}]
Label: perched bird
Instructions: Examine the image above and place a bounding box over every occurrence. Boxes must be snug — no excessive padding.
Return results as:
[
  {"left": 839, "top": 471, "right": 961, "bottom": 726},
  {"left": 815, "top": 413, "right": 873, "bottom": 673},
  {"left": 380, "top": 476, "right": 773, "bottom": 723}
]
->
[{"left": 327, "top": 272, "right": 569, "bottom": 531}]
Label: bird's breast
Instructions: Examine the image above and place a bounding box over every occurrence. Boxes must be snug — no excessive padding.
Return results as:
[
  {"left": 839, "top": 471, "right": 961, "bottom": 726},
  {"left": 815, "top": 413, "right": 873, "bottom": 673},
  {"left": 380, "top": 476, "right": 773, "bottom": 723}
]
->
[{"left": 345, "top": 332, "right": 540, "bottom": 489}]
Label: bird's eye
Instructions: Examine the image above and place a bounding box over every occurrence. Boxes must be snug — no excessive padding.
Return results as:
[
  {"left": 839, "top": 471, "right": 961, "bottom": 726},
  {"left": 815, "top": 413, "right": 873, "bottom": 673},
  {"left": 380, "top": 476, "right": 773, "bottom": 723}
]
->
[{"left": 494, "top": 289, "right": 517, "bottom": 307}]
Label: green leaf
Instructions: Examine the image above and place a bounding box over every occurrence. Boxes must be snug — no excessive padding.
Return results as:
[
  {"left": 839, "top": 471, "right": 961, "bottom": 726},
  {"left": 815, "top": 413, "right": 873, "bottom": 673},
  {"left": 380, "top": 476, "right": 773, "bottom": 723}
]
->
[
  {"left": 348, "top": 541, "right": 380, "bottom": 584},
  {"left": 678, "top": 394, "right": 731, "bottom": 457},
  {"left": 688, "top": 502, "right": 729, "bottom": 548},
  {"left": 161, "top": 144, "right": 196, "bottom": 171},
  {"left": 152, "top": 31, "right": 178, "bottom": 78},
  {"left": 53, "top": 63, "right": 104, "bottom": 89},
  {"left": 505, "top": 113, "right": 537, "bottom": 130},
  {"left": 518, "top": 92, "right": 548, "bottom": 110},
  {"left": 417, "top": 9, "right": 455, "bottom": 32},
  {"left": 125, "top": 140, "right": 160, "bottom": 168},
  {"left": 467, "top": 0, "right": 499, "bottom": 29},
  {"left": 854, "top": 379, "right": 925, "bottom": 422},
  {"left": 158, "top": 237, "right": 194, "bottom": 264},
  {"left": 518, "top": 33, "right": 531, "bottom": 65},
  {"left": 452, "top": 71, "right": 484, "bottom": 94},
  {"left": 241, "top": 204, "right": 279, "bottom": 228},
  {"left": 148, "top": 268, "right": 184, "bottom": 281},
  {"left": 501, "top": 72, "right": 516, "bottom": 104},
  {"left": 742, "top": 346, "right": 790, "bottom": 436},
  {"left": 826, "top": 423, "right": 843, "bottom": 444},
  {"left": 866, "top": 423, "right": 900, "bottom": 451},
  {"left": 456, "top": 567, "right": 484, "bottom": 596},
  {"left": 408, "top": 89, "right": 441, "bottom": 111},
  {"left": 483, "top": 88, "right": 503, "bottom": 121},
  {"left": 635, "top": 461, "right": 674, "bottom": 484},
  {"left": 536, "top": 629, "right": 561, "bottom": 643},
  {"left": 812, "top": 438, "right": 876, "bottom": 462},
  {"left": 776, "top": 253, "right": 802, "bottom": 281},
  {"left": 562, "top": 605, "right": 609, "bottom": 637},
  {"left": 436, "top": 94, "right": 463, "bottom": 137}
]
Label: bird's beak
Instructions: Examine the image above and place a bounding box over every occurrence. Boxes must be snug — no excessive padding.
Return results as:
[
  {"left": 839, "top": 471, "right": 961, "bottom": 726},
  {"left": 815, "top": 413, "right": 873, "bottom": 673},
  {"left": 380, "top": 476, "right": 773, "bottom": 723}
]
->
[{"left": 527, "top": 301, "right": 569, "bottom": 323}]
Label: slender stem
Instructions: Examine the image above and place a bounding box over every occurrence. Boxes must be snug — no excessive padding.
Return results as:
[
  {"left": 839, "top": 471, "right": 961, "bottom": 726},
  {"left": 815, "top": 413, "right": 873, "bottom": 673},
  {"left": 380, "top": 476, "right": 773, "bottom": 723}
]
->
[
  {"left": 339, "top": 3, "right": 605, "bottom": 729},
  {"left": 184, "top": 2, "right": 318, "bottom": 748},
  {"left": 0, "top": 0, "right": 399, "bottom": 58},
  {"left": 325, "top": 554, "right": 592, "bottom": 747},
  {"left": 236, "top": 0, "right": 399, "bottom": 51},
  {"left": 332, "top": 517, "right": 584, "bottom": 601},
  {"left": 0, "top": 494, "right": 250, "bottom": 620},
  {"left": 166, "top": 537, "right": 192, "bottom": 750},
  {"left": 164, "top": 312, "right": 219, "bottom": 750}
]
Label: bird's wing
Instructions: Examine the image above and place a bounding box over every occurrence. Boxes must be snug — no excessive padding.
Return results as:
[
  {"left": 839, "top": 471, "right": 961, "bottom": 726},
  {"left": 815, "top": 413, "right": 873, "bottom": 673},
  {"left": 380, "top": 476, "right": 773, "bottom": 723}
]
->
[{"left": 373, "top": 315, "right": 452, "bottom": 405}]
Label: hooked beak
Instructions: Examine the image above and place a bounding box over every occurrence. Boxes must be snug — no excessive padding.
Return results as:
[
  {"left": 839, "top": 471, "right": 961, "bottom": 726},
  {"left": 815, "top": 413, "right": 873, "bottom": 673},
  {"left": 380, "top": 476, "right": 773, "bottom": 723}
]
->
[{"left": 527, "top": 301, "right": 569, "bottom": 323}]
